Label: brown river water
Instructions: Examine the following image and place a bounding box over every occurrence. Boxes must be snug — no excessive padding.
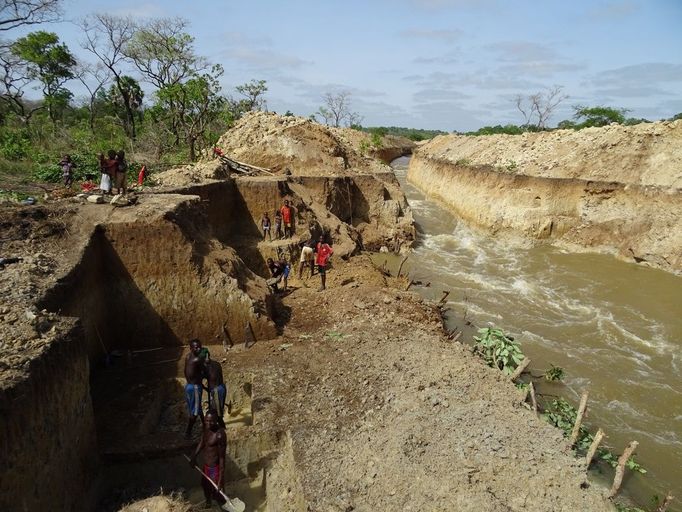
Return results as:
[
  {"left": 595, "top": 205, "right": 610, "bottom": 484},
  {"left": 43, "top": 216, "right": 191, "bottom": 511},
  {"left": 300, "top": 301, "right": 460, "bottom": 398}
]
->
[{"left": 390, "top": 156, "right": 682, "bottom": 509}]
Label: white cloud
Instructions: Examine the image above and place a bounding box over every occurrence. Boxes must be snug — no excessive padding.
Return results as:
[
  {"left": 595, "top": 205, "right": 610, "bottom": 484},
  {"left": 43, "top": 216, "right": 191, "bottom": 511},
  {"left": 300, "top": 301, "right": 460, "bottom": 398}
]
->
[{"left": 399, "top": 28, "right": 463, "bottom": 43}]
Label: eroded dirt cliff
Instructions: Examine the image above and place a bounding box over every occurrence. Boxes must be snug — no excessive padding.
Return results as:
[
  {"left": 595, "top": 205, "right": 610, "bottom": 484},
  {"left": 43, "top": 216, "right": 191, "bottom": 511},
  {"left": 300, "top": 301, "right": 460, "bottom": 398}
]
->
[{"left": 408, "top": 120, "right": 682, "bottom": 273}]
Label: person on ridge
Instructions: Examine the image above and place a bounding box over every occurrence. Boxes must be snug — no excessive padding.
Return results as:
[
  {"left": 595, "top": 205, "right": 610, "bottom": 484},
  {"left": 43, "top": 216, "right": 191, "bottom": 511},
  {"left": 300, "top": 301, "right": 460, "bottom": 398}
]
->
[
  {"left": 114, "top": 149, "right": 128, "bottom": 195},
  {"left": 184, "top": 339, "right": 205, "bottom": 439},
  {"left": 280, "top": 199, "right": 294, "bottom": 238},
  {"left": 298, "top": 239, "right": 316, "bottom": 280},
  {"left": 189, "top": 409, "right": 227, "bottom": 509},
  {"left": 59, "top": 154, "right": 75, "bottom": 188},
  {"left": 315, "top": 234, "right": 334, "bottom": 291},
  {"left": 273, "top": 210, "right": 283, "bottom": 239},
  {"left": 261, "top": 212, "right": 272, "bottom": 240}
]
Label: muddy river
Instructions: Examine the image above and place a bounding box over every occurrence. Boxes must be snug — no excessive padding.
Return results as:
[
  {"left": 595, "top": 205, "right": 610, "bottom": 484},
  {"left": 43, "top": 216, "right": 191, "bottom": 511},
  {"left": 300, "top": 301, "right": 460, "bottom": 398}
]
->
[{"left": 390, "top": 156, "right": 682, "bottom": 509}]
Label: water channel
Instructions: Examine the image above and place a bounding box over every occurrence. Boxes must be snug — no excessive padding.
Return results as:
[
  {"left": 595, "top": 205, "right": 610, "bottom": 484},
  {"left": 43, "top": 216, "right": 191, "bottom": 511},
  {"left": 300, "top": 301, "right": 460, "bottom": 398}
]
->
[{"left": 389, "top": 156, "right": 682, "bottom": 509}]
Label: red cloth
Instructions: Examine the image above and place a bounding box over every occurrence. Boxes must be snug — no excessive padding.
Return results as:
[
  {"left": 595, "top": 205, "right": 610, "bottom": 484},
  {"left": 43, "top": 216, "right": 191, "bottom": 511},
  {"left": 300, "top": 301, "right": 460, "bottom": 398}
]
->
[
  {"left": 280, "top": 205, "right": 292, "bottom": 223},
  {"left": 80, "top": 181, "right": 96, "bottom": 192},
  {"left": 213, "top": 147, "right": 224, "bottom": 157},
  {"left": 137, "top": 165, "right": 146, "bottom": 185},
  {"left": 202, "top": 464, "right": 222, "bottom": 499},
  {"left": 316, "top": 243, "right": 333, "bottom": 266}
]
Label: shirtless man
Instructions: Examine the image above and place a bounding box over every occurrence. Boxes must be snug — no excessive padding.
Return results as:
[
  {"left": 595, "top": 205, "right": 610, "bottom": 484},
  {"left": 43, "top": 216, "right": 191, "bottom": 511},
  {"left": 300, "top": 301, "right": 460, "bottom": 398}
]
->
[
  {"left": 190, "top": 410, "right": 227, "bottom": 508},
  {"left": 184, "top": 339, "right": 205, "bottom": 439},
  {"left": 204, "top": 350, "right": 227, "bottom": 424}
]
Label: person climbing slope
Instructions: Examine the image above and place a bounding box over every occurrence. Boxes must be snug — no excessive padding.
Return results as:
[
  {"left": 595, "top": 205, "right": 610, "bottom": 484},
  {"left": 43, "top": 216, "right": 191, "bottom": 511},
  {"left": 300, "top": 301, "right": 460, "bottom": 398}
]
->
[{"left": 184, "top": 339, "right": 205, "bottom": 439}]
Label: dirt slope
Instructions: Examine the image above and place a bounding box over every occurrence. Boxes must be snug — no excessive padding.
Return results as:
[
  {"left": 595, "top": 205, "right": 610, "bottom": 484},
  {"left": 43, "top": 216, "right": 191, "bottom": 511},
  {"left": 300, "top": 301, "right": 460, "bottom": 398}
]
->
[{"left": 409, "top": 120, "right": 682, "bottom": 273}]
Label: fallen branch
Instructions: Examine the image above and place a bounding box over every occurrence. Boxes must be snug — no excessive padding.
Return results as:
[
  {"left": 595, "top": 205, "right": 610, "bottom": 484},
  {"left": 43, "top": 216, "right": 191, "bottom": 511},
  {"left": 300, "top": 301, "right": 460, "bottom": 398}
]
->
[
  {"left": 397, "top": 256, "right": 408, "bottom": 277},
  {"left": 608, "top": 440, "right": 639, "bottom": 498},
  {"left": 585, "top": 428, "right": 605, "bottom": 469},
  {"left": 510, "top": 357, "right": 531, "bottom": 380},
  {"left": 569, "top": 391, "right": 589, "bottom": 448}
]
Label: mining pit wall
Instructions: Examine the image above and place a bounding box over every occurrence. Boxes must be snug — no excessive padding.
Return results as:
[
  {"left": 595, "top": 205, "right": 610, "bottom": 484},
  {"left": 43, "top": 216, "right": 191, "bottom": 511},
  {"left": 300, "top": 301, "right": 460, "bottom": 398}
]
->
[
  {"left": 0, "top": 321, "right": 98, "bottom": 512},
  {"left": 408, "top": 141, "right": 682, "bottom": 273}
]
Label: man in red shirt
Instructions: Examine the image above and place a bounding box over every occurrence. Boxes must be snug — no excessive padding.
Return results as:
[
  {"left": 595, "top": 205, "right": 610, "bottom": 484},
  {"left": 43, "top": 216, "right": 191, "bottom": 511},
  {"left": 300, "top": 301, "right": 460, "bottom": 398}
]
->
[
  {"left": 315, "top": 235, "right": 333, "bottom": 291},
  {"left": 280, "top": 200, "right": 293, "bottom": 238}
]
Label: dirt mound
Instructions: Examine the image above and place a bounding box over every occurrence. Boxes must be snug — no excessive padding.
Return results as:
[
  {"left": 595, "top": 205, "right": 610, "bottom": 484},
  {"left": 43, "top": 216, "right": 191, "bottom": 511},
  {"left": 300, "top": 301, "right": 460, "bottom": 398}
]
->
[{"left": 154, "top": 112, "right": 414, "bottom": 188}]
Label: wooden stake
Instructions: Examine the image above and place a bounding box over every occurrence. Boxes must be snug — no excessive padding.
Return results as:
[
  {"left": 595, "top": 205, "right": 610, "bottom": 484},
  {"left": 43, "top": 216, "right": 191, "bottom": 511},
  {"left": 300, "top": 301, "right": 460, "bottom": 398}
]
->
[
  {"left": 656, "top": 492, "right": 674, "bottom": 512},
  {"left": 404, "top": 279, "right": 414, "bottom": 291},
  {"left": 529, "top": 382, "right": 538, "bottom": 413},
  {"left": 510, "top": 357, "right": 531, "bottom": 380},
  {"left": 438, "top": 290, "right": 450, "bottom": 306},
  {"left": 569, "top": 391, "right": 589, "bottom": 448},
  {"left": 452, "top": 331, "right": 462, "bottom": 342},
  {"left": 584, "top": 428, "right": 605, "bottom": 469},
  {"left": 608, "top": 440, "right": 639, "bottom": 498},
  {"left": 397, "top": 256, "right": 408, "bottom": 277}
]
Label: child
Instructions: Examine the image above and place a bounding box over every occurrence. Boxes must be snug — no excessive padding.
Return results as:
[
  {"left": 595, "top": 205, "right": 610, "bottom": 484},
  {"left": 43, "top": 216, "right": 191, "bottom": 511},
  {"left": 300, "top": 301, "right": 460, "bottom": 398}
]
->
[
  {"left": 261, "top": 212, "right": 271, "bottom": 240},
  {"left": 115, "top": 150, "right": 127, "bottom": 195},
  {"left": 274, "top": 210, "right": 283, "bottom": 239},
  {"left": 59, "top": 155, "right": 75, "bottom": 188},
  {"left": 98, "top": 153, "right": 112, "bottom": 195}
]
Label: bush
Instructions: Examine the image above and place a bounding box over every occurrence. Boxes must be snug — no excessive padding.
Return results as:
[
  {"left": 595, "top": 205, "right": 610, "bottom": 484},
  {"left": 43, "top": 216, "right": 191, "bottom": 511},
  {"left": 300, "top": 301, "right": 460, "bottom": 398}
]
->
[
  {"left": 473, "top": 327, "right": 524, "bottom": 375},
  {"left": 0, "top": 128, "right": 32, "bottom": 160}
]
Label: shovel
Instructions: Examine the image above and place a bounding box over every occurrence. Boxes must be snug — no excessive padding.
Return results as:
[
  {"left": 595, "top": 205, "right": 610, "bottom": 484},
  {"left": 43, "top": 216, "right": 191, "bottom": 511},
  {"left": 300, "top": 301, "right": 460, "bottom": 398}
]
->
[{"left": 183, "top": 455, "right": 246, "bottom": 512}]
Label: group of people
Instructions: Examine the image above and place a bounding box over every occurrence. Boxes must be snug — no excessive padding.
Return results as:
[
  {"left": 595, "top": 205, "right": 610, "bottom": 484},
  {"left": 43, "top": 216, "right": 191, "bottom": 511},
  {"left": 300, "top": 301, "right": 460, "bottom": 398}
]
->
[
  {"left": 184, "top": 339, "right": 228, "bottom": 508},
  {"left": 261, "top": 199, "right": 294, "bottom": 240},
  {"left": 267, "top": 234, "right": 334, "bottom": 292},
  {"left": 98, "top": 150, "right": 128, "bottom": 195}
]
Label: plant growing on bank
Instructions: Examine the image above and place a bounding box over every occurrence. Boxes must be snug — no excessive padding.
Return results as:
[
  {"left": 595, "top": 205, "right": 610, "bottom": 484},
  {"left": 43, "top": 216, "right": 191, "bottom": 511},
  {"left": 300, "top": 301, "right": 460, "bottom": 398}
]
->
[
  {"left": 473, "top": 327, "right": 524, "bottom": 375},
  {"left": 543, "top": 398, "right": 646, "bottom": 474},
  {"left": 544, "top": 364, "right": 564, "bottom": 381}
]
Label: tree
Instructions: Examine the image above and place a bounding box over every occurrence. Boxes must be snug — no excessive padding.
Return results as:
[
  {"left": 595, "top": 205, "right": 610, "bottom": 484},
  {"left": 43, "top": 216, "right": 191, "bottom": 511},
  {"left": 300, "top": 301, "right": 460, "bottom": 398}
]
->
[
  {"left": 156, "top": 64, "right": 224, "bottom": 161},
  {"left": 124, "top": 17, "right": 205, "bottom": 89},
  {"left": 514, "top": 85, "right": 567, "bottom": 129},
  {"left": 235, "top": 79, "right": 267, "bottom": 112},
  {"left": 75, "top": 62, "right": 110, "bottom": 132},
  {"left": 573, "top": 106, "right": 629, "bottom": 127},
  {"left": 11, "top": 31, "right": 76, "bottom": 124},
  {"left": 317, "top": 91, "right": 362, "bottom": 128},
  {"left": 0, "top": 42, "right": 35, "bottom": 123},
  {"left": 80, "top": 14, "right": 138, "bottom": 138},
  {"left": 0, "top": 0, "right": 62, "bottom": 31},
  {"left": 100, "top": 75, "right": 143, "bottom": 134}
]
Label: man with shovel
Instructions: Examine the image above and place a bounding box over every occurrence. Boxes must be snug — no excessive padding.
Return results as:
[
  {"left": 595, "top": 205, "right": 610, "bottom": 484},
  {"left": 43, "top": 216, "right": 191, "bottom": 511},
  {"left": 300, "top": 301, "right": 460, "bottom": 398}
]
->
[{"left": 189, "top": 410, "right": 228, "bottom": 509}]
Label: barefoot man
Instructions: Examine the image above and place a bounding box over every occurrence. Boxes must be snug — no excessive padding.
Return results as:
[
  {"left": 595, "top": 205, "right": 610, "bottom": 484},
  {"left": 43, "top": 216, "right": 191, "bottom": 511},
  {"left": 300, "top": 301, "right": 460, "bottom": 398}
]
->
[
  {"left": 184, "top": 339, "right": 205, "bottom": 439},
  {"left": 204, "top": 350, "right": 227, "bottom": 423},
  {"left": 315, "top": 234, "right": 334, "bottom": 291},
  {"left": 190, "top": 410, "right": 227, "bottom": 509}
]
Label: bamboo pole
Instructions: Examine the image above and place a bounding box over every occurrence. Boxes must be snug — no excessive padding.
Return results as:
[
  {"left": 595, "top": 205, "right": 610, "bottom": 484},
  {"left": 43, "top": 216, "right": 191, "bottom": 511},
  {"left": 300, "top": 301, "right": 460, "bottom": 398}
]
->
[
  {"left": 529, "top": 382, "right": 538, "bottom": 413},
  {"left": 569, "top": 391, "right": 589, "bottom": 448},
  {"left": 584, "top": 428, "right": 605, "bottom": 469},
  {"left": 608, "top": 441, "right": 639, "bottom": 498},
  {"left": 510, "top": 357, "right": 531, "bottom": 380}
]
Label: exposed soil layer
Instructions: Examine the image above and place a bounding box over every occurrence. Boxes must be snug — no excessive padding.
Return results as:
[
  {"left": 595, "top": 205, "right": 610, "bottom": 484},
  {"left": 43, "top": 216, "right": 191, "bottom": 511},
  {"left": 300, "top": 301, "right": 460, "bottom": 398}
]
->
[{"left": 408, "top": 120, "right": 682, "bottom": 273}]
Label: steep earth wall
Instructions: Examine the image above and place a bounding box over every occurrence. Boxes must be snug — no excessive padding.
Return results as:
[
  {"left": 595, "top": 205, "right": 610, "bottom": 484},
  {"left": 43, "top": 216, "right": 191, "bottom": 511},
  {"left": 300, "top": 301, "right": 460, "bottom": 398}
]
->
[
  {"left": 0, "top": 321, "right": 98, "bottom": 512},
  {"left": 408, "top": 121, "right": 682, "bottom": 273}
]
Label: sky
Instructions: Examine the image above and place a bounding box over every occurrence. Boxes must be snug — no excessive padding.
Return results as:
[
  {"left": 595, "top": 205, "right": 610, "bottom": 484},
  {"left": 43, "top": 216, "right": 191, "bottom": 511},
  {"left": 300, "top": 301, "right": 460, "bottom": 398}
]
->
[{"left": 6, "top": 0, "right": 682, "bottom": 131}]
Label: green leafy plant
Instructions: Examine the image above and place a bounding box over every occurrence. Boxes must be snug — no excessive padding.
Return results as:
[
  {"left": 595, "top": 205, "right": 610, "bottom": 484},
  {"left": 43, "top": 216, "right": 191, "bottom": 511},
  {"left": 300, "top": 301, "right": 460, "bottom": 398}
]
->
[
  {"left": 505, "top": 160, "right": 518, "bottom": 172},
  {"left": 473, "top": 327, "right": 524, "bottom": 375},
  {"left": 455, "top": 158, "right": 471, "bottom": 166},
  {"left": 325, "top": 331, "right": 346, "bottom": 341},
  {"left": 358, "top": 139, "right": 370, "bottom": 155},
  {"left": 544, "top": 365, "right": 565, "bottom": 382}
]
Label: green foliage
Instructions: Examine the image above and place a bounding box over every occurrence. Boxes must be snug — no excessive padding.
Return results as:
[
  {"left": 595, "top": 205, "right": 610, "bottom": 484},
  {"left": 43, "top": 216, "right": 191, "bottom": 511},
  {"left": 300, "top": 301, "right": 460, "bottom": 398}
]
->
[
  {"left": 473, "top": 327, "right": 524, "bottom": 375},
  {"left": 614, "top": 504, "right": 647, "bottom": 512},
  {"left": 360, "top": 126, "right": 447, "bottom": 141},
  {"left": 358, "top": 139, "right": 370, "bottom": 156},
  {"left": 466, "top": 124, "right": 529, "bottom": 136},
  {"left": 370, "top": 131, "right": 383, "bottom": 149},
  {"left": 505, "top": 160, "right": 518, "bottom": 172},
  {"left": 325, "top": 331, "right": 346, "bottom": 341},
  {"left": 0, "top": 128, "right": 32, "bottom": 159},
  {"left": 557, "top": 119, "right": 577, "bottom": 130},
  {"left": 672, "top": 113, "right": 682, "bottom": 121},
  {"left": 544, "top": 365, "right": 565, "bottom": 381},
  {"left": 455, "top": 158, "right": 470, "bottom": 166},
  {"left": 623, "top": 117, "right": 651, "bottom": 126},
  {"left": 543, "top": 398, "right": 646, "bottom": 474},
  {"left": 573, "top": 105, "right": 629, "bottom": 127}
]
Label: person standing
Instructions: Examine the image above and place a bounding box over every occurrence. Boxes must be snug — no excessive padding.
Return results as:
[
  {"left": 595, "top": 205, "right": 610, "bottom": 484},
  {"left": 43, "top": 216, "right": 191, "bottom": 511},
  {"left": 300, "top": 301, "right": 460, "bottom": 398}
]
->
[
  {"left": 59, "top": 154, "right": 75, "bottom": 188},
  {"left": 273, "top": 210, "right": 283, "bottom": 239},
  {"left": 203, "top": 350, "right": 227, "bottom": 423},
  {"left": 315, "top": 235, "right": 334, "bottom": 291},
  {"left": 184, "top": 339, "right": 205, "bottom": 439},
  {"left": 98, "top": 153, "right": 112, "bottom": 195},
  {"left": 280, "top": 200, "right": 293, "bottom": 238},
  {"left": 189, "top": 410, "right": 227, "bottom": 509},
  {"left": 261, "top": 212, "right": 272, "bottom": 241},
  {"left": 298, "top": 239, "right": 315, "bottom": 279},
  {"left": 114, "top": 150, "right": 127, "bottom": 195}
]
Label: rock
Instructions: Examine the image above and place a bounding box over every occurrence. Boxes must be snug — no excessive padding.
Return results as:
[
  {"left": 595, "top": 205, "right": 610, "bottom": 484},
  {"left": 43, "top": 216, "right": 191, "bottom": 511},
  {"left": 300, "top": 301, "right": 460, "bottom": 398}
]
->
[
  {"left": 110, "top": 194, "right": 129, "bottom": 206},
  {"left": 86, "top": 195, "right": 104, "bottom": 204}
]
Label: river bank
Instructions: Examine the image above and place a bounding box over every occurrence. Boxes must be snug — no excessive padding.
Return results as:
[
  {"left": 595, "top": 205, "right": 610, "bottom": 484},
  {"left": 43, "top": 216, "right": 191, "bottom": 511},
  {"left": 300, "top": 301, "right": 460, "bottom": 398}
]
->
[
  {"left": 394, "top": 156, "right": 681, "bottom": 510},
  {"left": 407, "top": 121, "right": 682, "bottom": 274}
]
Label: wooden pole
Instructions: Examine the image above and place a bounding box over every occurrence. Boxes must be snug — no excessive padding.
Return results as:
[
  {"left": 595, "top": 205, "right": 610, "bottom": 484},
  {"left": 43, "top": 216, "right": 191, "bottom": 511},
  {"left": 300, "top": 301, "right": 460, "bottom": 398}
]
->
[
  {"left": 656, "top": 492, "right": 674, "bottom": 512},
  {"left": 438, "top": 290, "right": 450, "bottom": 306},
  {"left": 404, "top": 279, "right": 414, "bottom": 291},
  {"left": 510, "top": 357, "right": 531, "bottom": 380},
  {"left": 569, "top": 391, "right": 589, "bottom": 448},
  {"left": 608, "top": 440, "right": 639, "bottom": 498},
  {"left": 397, "top": 256, "right": 408, "bottom": 277},
  {"left": 584, "top": 428, "right": 605, "bottom": 469},
  {"left": 529, "top": 382, "right": 538, "bottom": 413}
]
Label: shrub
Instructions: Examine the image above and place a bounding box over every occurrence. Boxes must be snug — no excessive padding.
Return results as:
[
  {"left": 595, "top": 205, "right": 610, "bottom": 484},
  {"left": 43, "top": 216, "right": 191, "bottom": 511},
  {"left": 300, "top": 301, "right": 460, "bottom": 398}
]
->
[{"left": 473, "top": 327, "right": 524, "bottom": 375}]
